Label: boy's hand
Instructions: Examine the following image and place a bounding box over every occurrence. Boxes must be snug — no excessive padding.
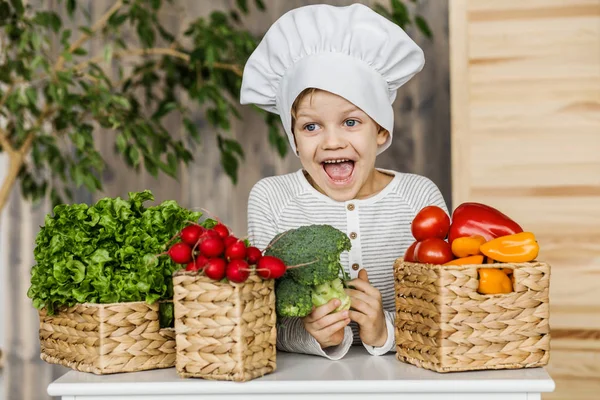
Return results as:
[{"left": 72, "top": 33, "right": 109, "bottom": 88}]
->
[
  {"left": 346, "top": 269, "right": 387, "bottom": 347},
  {"left": 302, "top": 299, "right": 351, "bottom": 349}
]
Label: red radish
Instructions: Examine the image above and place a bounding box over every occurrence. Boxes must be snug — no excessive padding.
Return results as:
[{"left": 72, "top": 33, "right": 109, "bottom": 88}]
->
[
  {"left": 204, "top": 229, "right": 221, "bottom": 239},
  {"left": 224, "top": 235, "right": 238, "bottom": 247},
  {"left": 186, "top": 255, "right": 208, "bottom": 271},
  {"left": 225, "top": 241, "right": 247, "bottom": 261},
  {"left": 226, "top": 259, "right": 250, "bottom": 283},
  {"left": 168, "top": 242, "right": 193, "bottom": 264},
  {"left": 213, "top": 223, "right": 229, "bottom": 239},
  {"left": 246, "top": 246, "right": 262, "bottom": 265},
  {"left": 257, "top": 256, "right": 286, "bottom": 279},
  {"left": 180, "top": 225, "right": 205, "bottom": 246},
  {"left": 199, "top": 237, "right": 225, "bottom": 257},
  {"left": 204, "top": 258, "right": 227, "bottom": 280}
]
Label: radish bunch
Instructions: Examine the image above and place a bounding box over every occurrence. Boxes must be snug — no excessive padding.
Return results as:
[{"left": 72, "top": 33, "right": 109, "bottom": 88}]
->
[{"left": 165, "top": 222, "right": 287, "bottom": 283}]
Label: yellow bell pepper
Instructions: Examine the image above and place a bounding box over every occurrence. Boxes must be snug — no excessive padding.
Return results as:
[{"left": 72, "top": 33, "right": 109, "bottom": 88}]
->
[
  {"left": 444, "top": 255, "right": 484, "bottom": 266},
  {"left": 451, "top": 235, "right": 486, "bottom": 258},
  {"left": 480, "top": 232, "right": 539, "bottom": 263},
  {"left": 477, "top": 268, "right": 513, "bottom": 294}
]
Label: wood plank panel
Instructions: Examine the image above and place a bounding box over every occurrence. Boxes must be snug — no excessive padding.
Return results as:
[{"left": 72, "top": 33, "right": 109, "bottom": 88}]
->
[{"left": 450, "top": 1, "right": 600, "bottom": 399}]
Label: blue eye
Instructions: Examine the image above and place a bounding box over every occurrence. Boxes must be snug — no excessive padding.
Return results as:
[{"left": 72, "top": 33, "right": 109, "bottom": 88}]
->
[
  {"left": 345, "top": 119, "right": 358, "bottom": 127},
  {"left": 305, "top": 123, "right": 317, "bottom": 131}
]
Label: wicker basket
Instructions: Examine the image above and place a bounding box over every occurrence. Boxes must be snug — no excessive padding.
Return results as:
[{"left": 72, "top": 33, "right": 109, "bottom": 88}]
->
[
  {"left": 394, "top": 259, "right": 550, "bottom": 373},
  {"left": 173, "top": 271, "right": 277, "bottom": 381},
  {"left": 38, "top": 301, "right": 176, "bottom": 374}
]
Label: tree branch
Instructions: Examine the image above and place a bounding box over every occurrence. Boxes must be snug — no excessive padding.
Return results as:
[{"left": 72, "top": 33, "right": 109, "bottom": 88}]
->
[
  {"left": 54, "top": 0, "right": 124, "bottom": 71},
  {"left": 18, "top": 106, "right": 55, "bottom": 156},
  {"left": 74, "top": 48, "right": 243, "bottom": 77},
  {"left": 0, "top": 127, "right": 14, "bottom": 154}
]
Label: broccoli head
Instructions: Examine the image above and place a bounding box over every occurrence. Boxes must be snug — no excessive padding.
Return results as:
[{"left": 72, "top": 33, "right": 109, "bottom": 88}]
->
[
  {"left": 312, "top": 278, "right": 351, "bottom": 312},
  {"left": 275, "top": 278, "right": 313, "bottom": 317},
  {"left": 265, "top": 225, "right": 351, "bottom": 286}
]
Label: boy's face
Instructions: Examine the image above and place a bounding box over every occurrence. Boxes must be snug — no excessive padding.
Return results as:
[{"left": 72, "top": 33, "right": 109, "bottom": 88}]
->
[{"left": 293, "top": 90, "right": 389, "bottom": 202}]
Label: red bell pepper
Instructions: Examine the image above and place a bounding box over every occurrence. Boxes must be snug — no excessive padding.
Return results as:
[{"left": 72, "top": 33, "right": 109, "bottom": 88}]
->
[{"left": 448, "top": 202, "right": 523, "bottom": 243}]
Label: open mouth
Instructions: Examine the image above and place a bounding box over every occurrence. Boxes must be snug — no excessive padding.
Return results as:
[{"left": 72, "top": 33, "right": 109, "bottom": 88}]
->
[{"left": 321, "top": 158, "right": 356, "bottom": 184}]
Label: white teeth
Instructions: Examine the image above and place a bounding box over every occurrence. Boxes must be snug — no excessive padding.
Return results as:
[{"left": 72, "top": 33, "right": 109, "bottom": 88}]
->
[{"left": 323, "top": 159, "right": 350, "bottom": 164}]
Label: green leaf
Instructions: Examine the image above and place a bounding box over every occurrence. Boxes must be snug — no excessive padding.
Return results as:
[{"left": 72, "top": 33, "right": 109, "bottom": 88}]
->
[
  {"left": 112, "top": 96, "right": 131, "bottom": 110},
  {"left": 72, "top": 48, "right": 87, "bottom": 56},
  {"left": 108, "top": 13, "right": 128, "bottom": 28},
  {"left": 183, "top": 118, "right": 200, "bottom": 143},
  {"left": 0, "top": 2, "right": 10, "bottom": 22},
  {"left": 151, "top": 0, "right": 161, "bottom": 10},
  {"left": 414, "top": 15, "right": 433, "bottom": 39},
  {"left": 10, "top": 0, "right": 23, "bottom": 16},
  {"left": 30, "top": 32, "right": 42, "bottom": 50},
  {"left": 67, "top": 0, "right": 76, "bottom": 17},
  {"left": 34, "top": 11, "right": 62, "bottom": 32},
  {"left": 268, "top": 124, "right": 288, "bottom": 158},
  {"left": 116, "top": 133, "right": 127, "bottom": 154},
  {"left": 229, "top": 10, "right": 241, "bottom": 24},
  {"left": 205, "top": 46, "right": 216, "bottom": 66},
  {"left": 152, "top": 101, "right": 177, "bottom": 120},
  {"left": 220, "top": 151, "right": 238, "bottom": 184},
  {"left": 103, "top": 44, "right": 113, "bottom": 63},
  {"left": 390, "top": 0, "right": 410, "bottom": 27},
  {"left": 70, "top": 164, "right": 85, "bottom": 187},
  {"left": 137, "top": 20, "right": 155, "bottom": 48},
  {"left": 78, "top": 26, "right": 93, "bottom": 35},
  {"left": 60, "top": 29, "right": 72, "bottom": 47},
  {"left": 254, "top": 0, "right": 266, "bottom": 11},
  {"left": 83, "top": 172, "right": 101, "bottom": 192},
  {"left": 144, "top": 156, "right": 159, "bottom": 177},
  {"left": 219, "top": 136, "right": 244, "bottom": 159},
  {"left": 127, "top": 146, "right": 140, "bottom": 167},
  {"left": 25, "top": 87, "right": 37, "bottom": 106},
  {"left": 236, "top": 0, "right": 248, "bottom": 14}
]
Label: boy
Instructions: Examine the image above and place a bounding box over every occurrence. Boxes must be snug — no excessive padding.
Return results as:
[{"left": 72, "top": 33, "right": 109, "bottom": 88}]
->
[{"left": 241, "top": 3, "right": 448, "bottom": 360}]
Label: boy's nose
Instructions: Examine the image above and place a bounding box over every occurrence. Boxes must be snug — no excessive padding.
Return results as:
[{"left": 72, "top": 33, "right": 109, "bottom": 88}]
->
[{"left": 321, "top": 128, "right": 348, "bottom": 150}]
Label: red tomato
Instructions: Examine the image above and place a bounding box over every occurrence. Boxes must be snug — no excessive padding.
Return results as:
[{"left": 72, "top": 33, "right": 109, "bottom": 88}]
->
[
  {"left": 411, "top": 206, "right": 450, "bottom": 241},
  {"left": 416, "top": 238, "right": 453, "bottom": 265},
  {"left": 403, "top": 241, "right": 419, "bottom": 262}
]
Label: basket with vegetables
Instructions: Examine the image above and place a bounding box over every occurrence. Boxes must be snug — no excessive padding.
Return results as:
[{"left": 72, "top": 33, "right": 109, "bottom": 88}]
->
[
  {"left": 170, "top": 223, "right": 351, "bottom": 381},
  {"left": 28, "top": 190, "right": 208, "bottom": 375},
  {"left": 394, "top": 202, "right": 550, "bottom": 373},
  {"left": 170, "top": 221, "right": 277, "bottom": 382}
]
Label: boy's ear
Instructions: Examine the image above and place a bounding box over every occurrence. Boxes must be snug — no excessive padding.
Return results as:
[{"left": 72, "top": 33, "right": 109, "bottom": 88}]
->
[{"left": 376, "top": 128, "right": 389, "bottom": 146}]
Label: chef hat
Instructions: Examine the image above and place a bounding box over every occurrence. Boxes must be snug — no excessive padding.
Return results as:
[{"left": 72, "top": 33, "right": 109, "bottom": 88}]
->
[{"left": 240, "top": 3, "right": 425, "bottom": 155}]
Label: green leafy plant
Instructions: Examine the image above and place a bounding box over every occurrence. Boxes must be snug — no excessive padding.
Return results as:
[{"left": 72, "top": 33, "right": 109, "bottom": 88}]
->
[
  {"left": 0, "top": 0, "right": 431, "bottom": 215},
  {"left": 27, "top": 189, "right": 212, "bottom": 315}
]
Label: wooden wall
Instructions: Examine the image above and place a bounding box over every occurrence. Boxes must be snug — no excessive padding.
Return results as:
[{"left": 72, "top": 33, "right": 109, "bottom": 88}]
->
[
  {"left": 449, "top": 1, "right": 600, "bottom": 399},
  {"left": 0, "top": 1, "right": 450, "bottom": 399}
]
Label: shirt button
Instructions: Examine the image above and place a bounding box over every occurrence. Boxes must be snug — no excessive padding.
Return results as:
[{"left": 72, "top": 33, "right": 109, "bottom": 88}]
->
[
  {"left": 347, "top": 203, "right": 355, "bottom": 211},
  {"left": 352, "top": 263, "right": 360, "bottom": 271},
  {"left": 349, "top": 232, "right": 357, "bottom": 239}
]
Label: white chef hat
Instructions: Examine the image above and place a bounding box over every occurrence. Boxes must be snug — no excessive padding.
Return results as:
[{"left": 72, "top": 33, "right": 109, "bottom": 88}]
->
[{"left": 240, "top": 3, "right": 425, "bottom": 156}]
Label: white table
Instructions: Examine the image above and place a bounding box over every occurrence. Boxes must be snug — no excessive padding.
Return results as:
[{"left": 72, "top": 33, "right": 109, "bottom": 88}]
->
[{"left": 47, "top": 347, "right": 555, "bottom": 400}]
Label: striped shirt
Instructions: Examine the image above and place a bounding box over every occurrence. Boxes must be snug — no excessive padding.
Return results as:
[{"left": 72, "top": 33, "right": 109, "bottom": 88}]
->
[{"left": 247, "top": 168, "right": 448, "bottom": 360}]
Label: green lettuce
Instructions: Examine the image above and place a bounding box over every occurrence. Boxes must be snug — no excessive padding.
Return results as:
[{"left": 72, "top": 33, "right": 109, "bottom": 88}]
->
[{"left": 28, "top": 190, "right": 208, "bottom": 315}]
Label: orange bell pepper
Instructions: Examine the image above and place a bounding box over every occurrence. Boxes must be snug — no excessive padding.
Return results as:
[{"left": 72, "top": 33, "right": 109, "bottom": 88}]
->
[
  {"left": 477, "top": 268, "right": 513, "bottom": 294},
  {"left": 480, "top": 232, "right": 539, "bottom": 263},
  {"left": 451, "top": 235, "right": 486, "bottom": 258},
  {"left": 444, "top": 255, "right": 484, "bottom": 266}
]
